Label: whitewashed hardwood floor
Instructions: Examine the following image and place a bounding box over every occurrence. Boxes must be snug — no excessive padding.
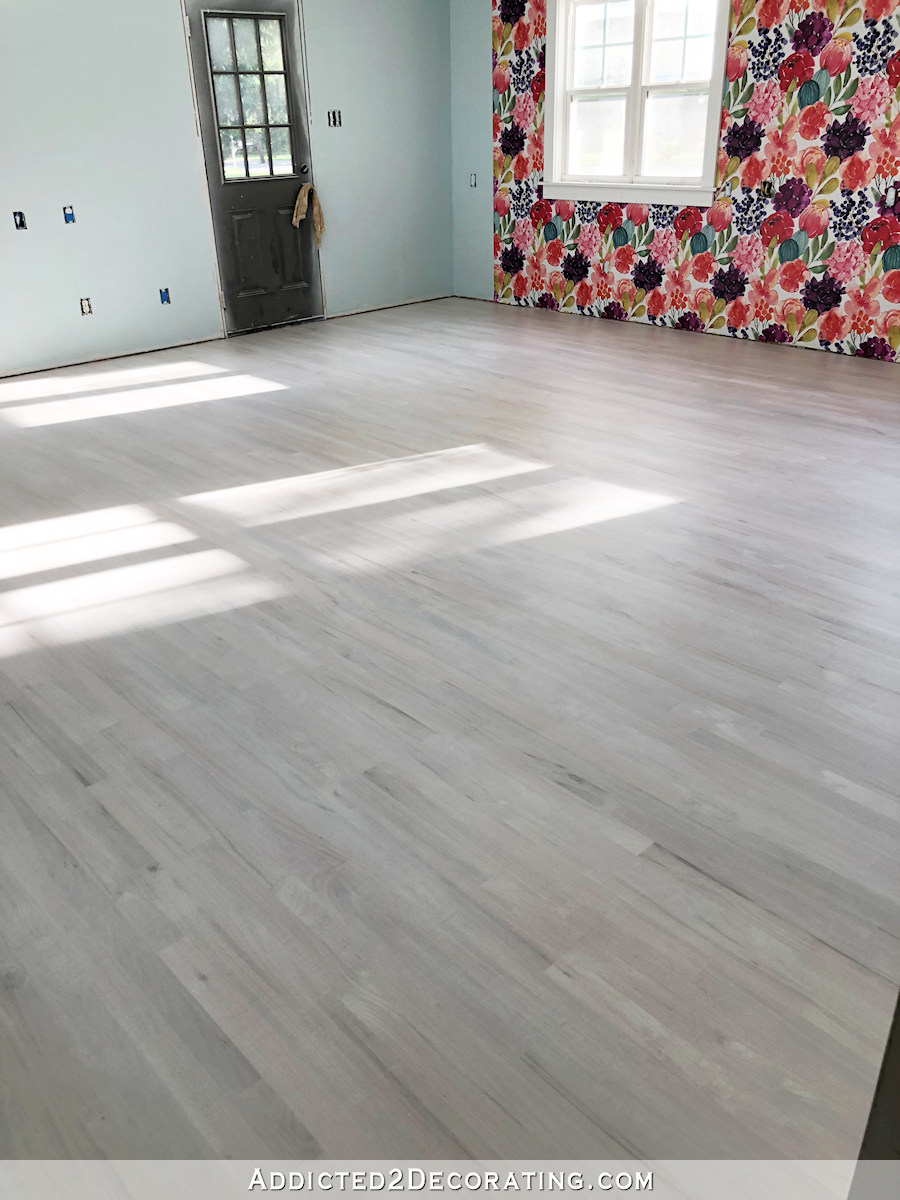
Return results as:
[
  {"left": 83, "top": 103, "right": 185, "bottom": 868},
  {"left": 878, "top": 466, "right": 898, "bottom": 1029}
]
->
[{"left": 0, "top": 298, "right": 897, "bottom": 1159}]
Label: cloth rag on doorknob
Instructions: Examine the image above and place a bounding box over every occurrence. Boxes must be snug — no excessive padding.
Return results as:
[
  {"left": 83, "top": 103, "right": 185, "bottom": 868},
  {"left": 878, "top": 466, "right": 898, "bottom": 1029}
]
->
[{"left": 292, "top": 184, "right": 324, "bottom": 246}]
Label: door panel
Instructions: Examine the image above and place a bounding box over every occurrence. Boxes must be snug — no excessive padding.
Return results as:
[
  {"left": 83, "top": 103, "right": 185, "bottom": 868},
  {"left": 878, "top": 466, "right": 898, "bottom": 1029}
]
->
[{"left": 185, "top": 1, "right": 323, "bottom": 333}]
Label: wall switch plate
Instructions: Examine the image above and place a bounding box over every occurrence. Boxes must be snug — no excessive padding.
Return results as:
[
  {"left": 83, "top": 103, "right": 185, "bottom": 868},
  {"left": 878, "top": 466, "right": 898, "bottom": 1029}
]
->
[
  {"left": 327, "top": 109, "right": 342, "bottom": 127},
  {"left": 80, "top": 298, "right": 92, "bottom": 315},
  {"left": 63, "top": 206, "right": 75, "bottom": 223},
  {"left": 13, "top": 211, "right": 26, "bottom": 230},
  {"left": 160, "top": 288, "right": 171, "bottom": 304},
  {"left": 470, "top": 173, "right": 477, "bottom": 187}
]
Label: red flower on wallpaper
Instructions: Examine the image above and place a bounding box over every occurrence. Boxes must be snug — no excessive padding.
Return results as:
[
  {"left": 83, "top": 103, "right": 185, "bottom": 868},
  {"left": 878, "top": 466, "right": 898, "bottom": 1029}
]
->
[
  {"left": 673, "top": 208, "right": 704, "bottom": 239},
  {"left": 778, "top": 51, "right": 815, "bottom": 91},
  {"left": 598, "top": 203, "right": 623, "bottom": 231},
  {"left": 531, "top": 199, "right": 552, "bottom": 226},
  {"left": 760, "top": 212, "right": 794, "bottom": 246},
  {"left": 883, "top": 272, "right": 900, "bottom": 305},
  {"left": 861, "top": 215, "right": 900, "bottom": 255},
  {"left": 888, "top": 52, "right": 900, "bottom": 91}
]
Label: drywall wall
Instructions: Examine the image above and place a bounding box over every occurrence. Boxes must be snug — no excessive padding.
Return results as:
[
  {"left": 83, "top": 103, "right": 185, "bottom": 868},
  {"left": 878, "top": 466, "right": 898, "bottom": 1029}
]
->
[
  {"left": 451, "top": 0, "right": 495, "bottom": 298},
  {"left": 492, "top": 0, "right": 900, "bottom": 361},
  {"left": 0, "top": 0, "right": 225, "bottom": 376},
  {"left": 302, "top": 0, "right": 453, "bottom": 316}
]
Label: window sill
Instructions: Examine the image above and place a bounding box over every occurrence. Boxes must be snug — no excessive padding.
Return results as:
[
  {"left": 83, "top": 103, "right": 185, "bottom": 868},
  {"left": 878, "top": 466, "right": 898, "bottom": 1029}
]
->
[{"left": 542, "top": 181, "right": 716, "bottom": 207}]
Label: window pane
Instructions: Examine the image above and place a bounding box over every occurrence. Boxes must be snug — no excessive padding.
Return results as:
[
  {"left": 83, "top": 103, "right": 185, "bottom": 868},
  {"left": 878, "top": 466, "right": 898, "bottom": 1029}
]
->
[
  {"left": 220, "top": 129, "right": 246, "bottom": 179},
  {"left": 207, "top": 17, "right": 234, "bottom": 71},
  {"left": 568, "top": 94, "right": 627, "bottom": 177},
  {"left": 652, "top": 0, "right": 687, "bottom": 40},
  {"left": 649, "top": 38, "right": 684, "bottom": 83},
  {"left": 686, "top": 0, "right": 717, "bottom": 36},
  {"left": 213, "top": 74, "right": 240, "bottom": 127},
  {"left": 240, "top": 74, "right": 265, "bottom": 125},
  {"left": 641, "top": 90, "right": 709, "bottom": 177},
  {"left": 684, "top": 35, "right": 714, "bottom": 81},
  {"left": 233, "top": 19, "right": 259, "bottom": 71},
  {"left": 270, "top": 127, "right": 293, "bottom": 175},
  {"left": 573, "top": 1, "right": 634, "bottom": 89},
  {"left": 265, "top": 74, "right": 289, "bottom": 124},
  {"left": 245, "top": 128, "right": 271, "bottom": 176},
  {"left": 259, "top": 19, "right": 284, "bottom": 71}
]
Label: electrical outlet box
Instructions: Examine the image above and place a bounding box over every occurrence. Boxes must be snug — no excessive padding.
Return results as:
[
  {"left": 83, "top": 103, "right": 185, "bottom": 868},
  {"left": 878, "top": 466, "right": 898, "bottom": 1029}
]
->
[
  {"left": 160, "top": 288, "right": 171, "bottom": 305},
  {"left": 80, "top": 298, "right": 92, "bottom": 316},
  {"left": 63, "top": 206, "right": 75, "bottom": 223},
  {"left": 327, "top": 109, "right": 342, "bottom": 127},
  {"left": 470, "top": 173, "right": 477, "bottom": 187},
  {"left": 13, "top": 211, "right": 26, "bottom": 230}
]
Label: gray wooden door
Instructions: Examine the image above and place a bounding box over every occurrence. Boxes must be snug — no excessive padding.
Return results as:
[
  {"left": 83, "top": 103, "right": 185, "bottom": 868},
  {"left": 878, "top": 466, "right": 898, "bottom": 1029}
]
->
[{"left": 185, "top": 1, "right": 323, "bottom": 333}]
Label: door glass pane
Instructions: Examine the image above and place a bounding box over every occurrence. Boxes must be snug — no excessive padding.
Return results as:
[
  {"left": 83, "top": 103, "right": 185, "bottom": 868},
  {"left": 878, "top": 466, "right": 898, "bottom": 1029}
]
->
[
  {"left": 233, "top": 19, "right": 259, "bottom": 71},
  {"left": 270, "top": 127, "right": 293, "bottom": 175},
  {"left": 220, "top": 129, "right": 246, "bottom": 179},
  {"left": 568, "top": 95, "right": 627, "bottom": 177},
  {"left": 259, "top": 20, "right": 284, "bottom": 71},
  {"left": 207, "top": 17, "right": 234, "bottom": 71},
  {"left": 573, "top": 1, "right": 634, "bottom": 89},
  {"left": 641, "top": 90, "right": 709, "bottom": 177},
  {"left": 265, "top": 75, "right": 288, "bottom": 124},
  {"left": 245, "top": 128, "right": 271, "bottom": 176},
  {"left": 213, "top": 74, "right": 240, "bottom": 127},
  {"left": 239, "top": 74, "right": 265, "bottom": 125}
]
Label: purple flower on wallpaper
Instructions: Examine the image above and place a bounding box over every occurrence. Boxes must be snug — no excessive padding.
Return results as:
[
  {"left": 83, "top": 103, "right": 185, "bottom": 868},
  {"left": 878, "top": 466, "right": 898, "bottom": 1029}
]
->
[
  {"left": 499, "top": 123, "right": 526, "bottom": 158},
  {"left": 499, "top": 0, "right": 526, "bottom": 25},
  {"left": 600, "top": 302, "right": 627, "bottom": 321},
  {"left": 801, "top": 273, "right": 845, "bottom": 313},
  {"left": 674, "top": 313, "right": 703, "bottom": 332},
  {"left": 499, "top": 246, "right": 525, "bottom": 276},
  {"left": 536, "top": 293, "right": 559, "bottom": 310},
  {"left": 823, "top": 115, "right": 870, "bottom": 161},
  {"left": 760, "top": 324, "right": 791, "bottom": 343},
  {"left": 633, "top": 258, "right": 664, "bottom": 291},
  {"left": 561, "top": 250, "right": 590, "bottom": 283},
  {"left": 774, "top": 179, "right": 813, "bottom": 217},
  {"left": 711, "top": 266, "right": 748, "bottom": 302},
  {"left": 856, "top": 336, "right": 896, "bottom": 360},
  {"left": 723, "top": 119, "right": 765, "bottom": 162},
  {"left": 878, "top": 191, "right": 900, "bottom": 220},
  {"left": 792, "top": 14, "right": 833, "bottom": 56}
]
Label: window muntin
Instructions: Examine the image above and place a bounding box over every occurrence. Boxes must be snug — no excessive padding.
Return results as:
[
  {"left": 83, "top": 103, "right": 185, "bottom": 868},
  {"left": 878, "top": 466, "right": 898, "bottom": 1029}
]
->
[
  {"left": 547, "top": 0, "right": 728, "bottom": 201},
  {"left": 205, "top": 14, "right": 295, "bottom": 181}
]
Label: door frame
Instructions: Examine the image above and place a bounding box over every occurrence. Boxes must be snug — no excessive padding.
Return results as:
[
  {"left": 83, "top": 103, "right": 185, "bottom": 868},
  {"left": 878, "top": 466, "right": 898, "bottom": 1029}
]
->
[{"left": 179, "top": 0, "right": 327, "bottom": 334}]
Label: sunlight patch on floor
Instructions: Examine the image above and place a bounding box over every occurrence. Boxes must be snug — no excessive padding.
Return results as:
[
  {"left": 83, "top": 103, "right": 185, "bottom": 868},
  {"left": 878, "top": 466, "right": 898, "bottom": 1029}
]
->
[{"left": 0, "top": 361, "right": 226, "bottom": 404}]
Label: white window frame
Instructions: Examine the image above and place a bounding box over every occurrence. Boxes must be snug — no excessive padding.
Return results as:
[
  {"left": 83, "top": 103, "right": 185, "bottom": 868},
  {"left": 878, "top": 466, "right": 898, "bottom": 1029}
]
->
[{"left": 543, "top": 0, "right": 731, "bottom": 205}]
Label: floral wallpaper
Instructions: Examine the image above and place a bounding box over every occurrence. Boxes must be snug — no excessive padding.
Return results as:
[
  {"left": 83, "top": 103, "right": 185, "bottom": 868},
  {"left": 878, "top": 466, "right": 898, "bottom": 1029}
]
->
[{"left": 492, "top": 0, "right": 900, "bottom": 360}]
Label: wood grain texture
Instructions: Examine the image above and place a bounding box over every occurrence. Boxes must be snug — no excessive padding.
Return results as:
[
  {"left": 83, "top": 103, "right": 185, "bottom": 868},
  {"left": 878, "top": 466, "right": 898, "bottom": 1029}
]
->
[{"left": 0, "top": 298, "right": 897, "bottom": 1158}]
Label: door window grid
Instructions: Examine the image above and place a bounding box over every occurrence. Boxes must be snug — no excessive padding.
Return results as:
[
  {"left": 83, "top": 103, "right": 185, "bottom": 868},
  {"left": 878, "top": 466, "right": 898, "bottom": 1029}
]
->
[{"left": 205, "top": 14, "right": 294, "bottom": 181}]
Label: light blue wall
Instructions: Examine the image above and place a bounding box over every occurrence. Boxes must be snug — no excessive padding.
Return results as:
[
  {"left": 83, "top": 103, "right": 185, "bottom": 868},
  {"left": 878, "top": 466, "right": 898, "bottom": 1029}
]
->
[
  {"left": 0, "top": 0, "right": 225, "bottom": 376},
  {"left": 302, "top": 0, "right": 453, "bottom": 317},
  {"left": 450, "top": 0, "right": 494, "bottom": 300}
]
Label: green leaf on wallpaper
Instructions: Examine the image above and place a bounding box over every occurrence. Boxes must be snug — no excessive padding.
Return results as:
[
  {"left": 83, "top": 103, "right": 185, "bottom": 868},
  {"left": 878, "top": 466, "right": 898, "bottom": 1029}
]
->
[
  {"left": 813, "top": 69, "right": 830, "bottom": 94},
  {"left": 622, "top": 219, "right": 635, "bottom": 239},
  {"left": 826, "top": 0, "right": 839, "bottom": 20},
  {"left": 883, "top": 244, "right": 900, "bottom": 270},
  {"left": 822, "top": 157, "right": 841, "bottom": 179},
  {"left": 732, "top": 107, "right": 748, "bottom": 119},
  {"left": 844, "top": 76, "right": 859, "bottom": 99},
  {"left": 842, "top": 7, "right": 862, "bottom": 26},
  {"left": 819, "top": 178, "right": 840, "bottom": 194},
  {"left": 798, "top": 80, "right": 821, "bottom": 108},
  {"left": 779, "top": 238, "right": 800, "bottom": 263},
  {"left": 724, "top": 235, "right": 738, "bottom": 255},
  {"left": 690, "top": 232, "right": 709, "bottom": 254},
  {"left": 821, "top": 240, "right": 835, "bottom": 259},
  {"left": 632, "top": 306, "right": 646, "bottom": 319},
  {"left": 543, "top": 221, "right": 559, "bottom": 242},
  {"left": 809, "top": 263, "right": 828, "bottom": 273},
  {"left": 612, "top": 226, "right": 629, "bottom": 247},
  {"left": 793, "top": 229, "right": 809, "bottom": 254},
  {"left": 735, "top": 17, "right": 756, "bottom": 37},
  {"left": 701, "top": 224, "right": 716, "bottom": 244},
  {"left": 710, "top": 316, "right": 726, "bottom": 330},
  {"left": 799, "top": 328, "right": 818, "bottom": 342},
  {"left": 633, "top": 288, "right": 646, "bottom": 306},
  {"left": 713, "top": 297, "right": 726, "bottom": 316}
]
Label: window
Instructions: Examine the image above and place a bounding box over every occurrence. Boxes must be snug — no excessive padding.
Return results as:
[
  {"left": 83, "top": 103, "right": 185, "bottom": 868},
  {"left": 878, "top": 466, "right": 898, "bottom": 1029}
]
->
[
  {"left": 205, "top": 14, "right": 294, "bottom": 181},
  {"left": 544, "top": 0, "right": 730, "bottom": 204}
]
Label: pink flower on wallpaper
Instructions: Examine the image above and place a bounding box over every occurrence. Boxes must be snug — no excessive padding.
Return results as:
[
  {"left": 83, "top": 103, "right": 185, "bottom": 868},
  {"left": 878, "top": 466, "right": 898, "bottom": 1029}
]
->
[
  {"left": 493, "top": 64, "right": 510, "bottom": 92},
  {"left": 691, "top": 251, "right": 715, "bottom": 281},
  {"left": 799, "top": 101, "right": 830, "bottom": 141},
  {"left": 726, "top": 43, "right": 748, "bottom": 82},
  {"left": 726, "top": 299, "right": 753, "bottom": 329},
  {"left": 799, "top": 203, "right": 830, "bottom": 237},
  {"left": 846, "top": 278, "right": 883, "bottom": 334},
  {"left": 626, "top": 203, "right": 649, "bottom": 226},
  {"left": 512, "top": 218, "right": 534, "bottom": 252},
  {"left": 513, "top": 91, "right": 536, "bottom": 129},
  {"left": 741, "top": 154, "right": 771, "bottom": 188},
  {"left": 526, "top": 131, "right": 544, "bottom": 171},
  {"left": 779, "top": 259, "right": 810, "bottom": 292},
  {"left": 757, "top": 0, "right": 791, "bottom": 29},
  {"left": 733, "top": 234, "right": 764, "bottom": 275},
  {"left": 706, "top": 199, "right": 732, "bottom": 232},
  {"left": 494, "top": 191, "right": 511, "bottom": 216},
  {"left": 764, "top": 118, "right": 799, "bottom": 173},
  {"left": 851, "top": 75, "right": 891, "bottom": 124},
  {"left": 748, "top": 79, "right": 782, "bottom": 128},
  {"left": 827, "top": 241, "right": 866, "bottom": 285},
  {"left": 651, "top": 227, "right": 678, "bottom": 265},
  {"left": 863, "top": 0, "right": 899, "bottom": 18},
  {"left": 554, "top": 200, "right": 576, "bottom": 220},
  {"left": 884, "top": 271, "right": 900, "bottom": 305},
  {"left": 614, "top": 245, "right": 636, "bottom": 272},
  {"left": 819, "top": 310, "right": 850, "bottom": 342},
  {"left": 840, "top": 152, "right": 877, "bottom": 190},
  {"left": 577, "top": 222, "right": 602, "bottom": 258},
  {"left": 820, "top": 38, "right": 853, "bottom": 77}
]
